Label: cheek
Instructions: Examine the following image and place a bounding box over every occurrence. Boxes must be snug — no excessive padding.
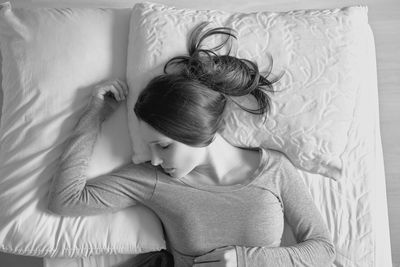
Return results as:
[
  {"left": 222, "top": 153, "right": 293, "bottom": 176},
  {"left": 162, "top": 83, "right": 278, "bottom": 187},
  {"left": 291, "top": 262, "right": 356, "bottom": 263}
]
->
[
  {"left": 176, "top": 149, "right": 196, "bottom": 167},
  {"left": 169, "top": 147, "right": 201, "bottom": 174},
  {"left": 183, "top": 151, "right": 200, "bottom": 167}
]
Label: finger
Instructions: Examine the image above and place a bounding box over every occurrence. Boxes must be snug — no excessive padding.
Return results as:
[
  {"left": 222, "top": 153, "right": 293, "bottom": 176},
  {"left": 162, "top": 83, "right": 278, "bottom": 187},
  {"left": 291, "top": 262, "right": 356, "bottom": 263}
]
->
[
  {"left": 115, "top": 80, "right": 127, "bottom": 100},
  {"left": 116, "top": 79, "right": 129, "bottom": 97},
  {"left": 93, "top": 84, "right": 106, "bottom": 99},
  {"left": 106, "top": 86, "right": 121, "bottom": 101},
  {"left": 94, "top": 90, "right": 105, "bottom": 100},
  {"left": 110, "top": 81, "right": 124, "bottom": 100},
  {"left": 115, "top": 80, "right": 127, "bottom": 99},
  {"left": 112, "top": 81, "right": 125, "bottom": 101}
]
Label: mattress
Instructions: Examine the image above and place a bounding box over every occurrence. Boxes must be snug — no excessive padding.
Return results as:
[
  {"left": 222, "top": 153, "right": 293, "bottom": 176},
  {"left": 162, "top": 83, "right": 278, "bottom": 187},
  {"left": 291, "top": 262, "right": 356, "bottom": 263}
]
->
[
  {"left": 0, "top": 0, "right": 392, "bottom": 267},
  {"left": 43, "top": 77, "right": 391, "bottom": 267},
  {"left": 43, "top": 86, "right": 391, "bottom": 267}
]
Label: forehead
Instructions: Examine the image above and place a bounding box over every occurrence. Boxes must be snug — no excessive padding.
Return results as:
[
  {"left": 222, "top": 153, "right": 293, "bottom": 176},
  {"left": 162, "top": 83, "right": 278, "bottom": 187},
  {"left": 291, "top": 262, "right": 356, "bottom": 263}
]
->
[{"left": 138, "top": 121, "right": 171, "bottom": 143}]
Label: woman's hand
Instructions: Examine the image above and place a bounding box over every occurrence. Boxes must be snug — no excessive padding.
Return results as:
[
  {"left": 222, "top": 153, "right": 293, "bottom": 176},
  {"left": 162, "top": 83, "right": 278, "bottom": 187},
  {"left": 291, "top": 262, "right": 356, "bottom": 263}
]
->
[
  {"left": 193, "top": 246, "right": 237, "bottom": 267},
  {"left": 91, "top": 78, "right": 128, "bottom": 117}
]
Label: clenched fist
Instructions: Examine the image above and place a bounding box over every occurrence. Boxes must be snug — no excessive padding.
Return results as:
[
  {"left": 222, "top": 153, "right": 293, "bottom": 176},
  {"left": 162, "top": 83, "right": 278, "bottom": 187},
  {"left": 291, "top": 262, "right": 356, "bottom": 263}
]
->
[
  {"left": 193, "top": 246, "right": 237, "bottom": 267},
  {"left": 91, "top": 78, "right": 128, "bottom": 118}
]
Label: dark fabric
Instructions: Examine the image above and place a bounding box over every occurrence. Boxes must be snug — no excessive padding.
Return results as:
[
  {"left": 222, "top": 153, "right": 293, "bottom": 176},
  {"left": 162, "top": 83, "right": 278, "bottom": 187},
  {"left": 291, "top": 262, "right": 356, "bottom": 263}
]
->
[{"left": 131, "top": 250, "right": 174, "bottom": 267}]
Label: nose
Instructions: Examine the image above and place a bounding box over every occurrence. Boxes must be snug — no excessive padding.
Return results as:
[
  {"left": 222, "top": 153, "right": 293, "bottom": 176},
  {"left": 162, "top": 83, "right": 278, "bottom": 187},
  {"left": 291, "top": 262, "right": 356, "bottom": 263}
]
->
[{"left": 150, "top": 150, "right": 163, "bottom": 166}]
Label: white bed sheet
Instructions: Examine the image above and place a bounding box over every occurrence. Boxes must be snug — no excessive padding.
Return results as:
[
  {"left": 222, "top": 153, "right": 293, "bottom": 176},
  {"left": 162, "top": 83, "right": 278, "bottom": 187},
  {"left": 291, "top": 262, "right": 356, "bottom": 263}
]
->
[
  {"left": 0, "top": 0, "right": 391, "bottom": 267},
  {"left": 43, "top": 78, "right": 391, "bottom": 267}
]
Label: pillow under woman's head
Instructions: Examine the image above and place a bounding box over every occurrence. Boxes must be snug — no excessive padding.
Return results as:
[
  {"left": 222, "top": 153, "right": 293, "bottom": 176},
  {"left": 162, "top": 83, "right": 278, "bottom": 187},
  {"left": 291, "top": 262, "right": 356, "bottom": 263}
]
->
[
  {"left": 133, "top": 23, "right": 275, "bottom": 149},
  {"left": 126, "top": 2, "right": 370, "bottom": 181}
]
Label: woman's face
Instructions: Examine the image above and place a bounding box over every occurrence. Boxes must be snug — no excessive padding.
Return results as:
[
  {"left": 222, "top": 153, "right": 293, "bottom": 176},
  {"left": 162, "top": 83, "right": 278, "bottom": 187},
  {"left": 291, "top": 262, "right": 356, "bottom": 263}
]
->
[{"left": 138, "top": 121, "right": 207, "bottom": 179}]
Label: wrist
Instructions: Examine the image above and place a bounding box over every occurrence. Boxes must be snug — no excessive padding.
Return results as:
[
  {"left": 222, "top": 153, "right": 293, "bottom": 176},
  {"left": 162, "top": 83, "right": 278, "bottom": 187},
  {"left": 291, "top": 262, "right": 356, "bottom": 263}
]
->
[{"left": 87, "top": 96, "right": 114, "bottom": 120}]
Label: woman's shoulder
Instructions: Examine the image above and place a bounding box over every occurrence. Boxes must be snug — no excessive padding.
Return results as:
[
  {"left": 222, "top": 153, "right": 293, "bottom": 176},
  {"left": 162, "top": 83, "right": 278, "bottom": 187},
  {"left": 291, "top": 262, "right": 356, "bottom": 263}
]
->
[
  {"left": 259, "top": 148, "right": 290, "bottom": 168},
  {"left": 257, "top": 148, "right": 300, "bottom": 186},
  {"left": 112, "top": 161, "right": 158, "bottom": 182},
  {"left": 263, "top": 148, "right": 300, "bottom": 173}
]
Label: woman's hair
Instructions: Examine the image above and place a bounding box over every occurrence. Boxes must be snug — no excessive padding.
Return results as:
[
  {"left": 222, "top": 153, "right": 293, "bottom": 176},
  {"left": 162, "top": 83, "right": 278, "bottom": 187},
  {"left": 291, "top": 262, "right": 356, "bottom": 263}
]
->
[{"left": 134, "top": 22, "right": 278, "bottom": 147}]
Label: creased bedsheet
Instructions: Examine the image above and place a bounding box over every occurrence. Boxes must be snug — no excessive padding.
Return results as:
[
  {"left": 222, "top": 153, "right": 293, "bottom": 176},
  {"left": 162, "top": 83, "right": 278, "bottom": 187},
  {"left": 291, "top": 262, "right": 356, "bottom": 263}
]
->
[{"left": 45, "top": 6, "right": 391, "bottom": 267}]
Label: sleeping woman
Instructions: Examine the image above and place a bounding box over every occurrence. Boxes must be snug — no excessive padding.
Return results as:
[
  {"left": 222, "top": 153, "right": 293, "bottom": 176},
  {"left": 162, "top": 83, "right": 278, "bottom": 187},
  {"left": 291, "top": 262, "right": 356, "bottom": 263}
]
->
[{"left": 48, "top": 23, "right": 336, "bottom": 267}]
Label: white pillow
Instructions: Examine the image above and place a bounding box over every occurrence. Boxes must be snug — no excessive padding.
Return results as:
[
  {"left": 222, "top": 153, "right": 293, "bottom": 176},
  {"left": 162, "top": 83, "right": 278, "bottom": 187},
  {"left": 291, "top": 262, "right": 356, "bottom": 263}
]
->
[
  {"left": 0, "top": 2, "right": 165, "bottom": 258},
  {"left": 126, "top": 2, "right": 369, "bottom": 180}
]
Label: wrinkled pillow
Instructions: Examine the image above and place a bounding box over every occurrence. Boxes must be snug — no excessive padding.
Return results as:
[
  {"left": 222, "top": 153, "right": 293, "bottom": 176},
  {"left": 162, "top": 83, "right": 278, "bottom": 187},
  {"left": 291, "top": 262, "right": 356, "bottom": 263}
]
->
[
  {"left": 126, "top": 2, "right": 369, "bottom": 180},
  {"left": 0, "top": 2, "right": 165, "bottom": 258}
]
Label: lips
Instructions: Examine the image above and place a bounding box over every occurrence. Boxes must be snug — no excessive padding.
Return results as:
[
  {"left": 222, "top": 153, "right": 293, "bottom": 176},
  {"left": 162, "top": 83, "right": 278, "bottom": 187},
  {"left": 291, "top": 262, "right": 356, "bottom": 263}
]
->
[{"left": 163, "top": 167, "right": 175, "bottom": 173}]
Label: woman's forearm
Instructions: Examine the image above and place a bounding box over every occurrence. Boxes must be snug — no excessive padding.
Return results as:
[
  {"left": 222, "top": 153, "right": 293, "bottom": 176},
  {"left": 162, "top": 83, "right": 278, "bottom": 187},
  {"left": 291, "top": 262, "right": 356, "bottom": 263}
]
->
[
  {"left": 239, "top": 155, "right": 336, "bottom": 267},
  {"left": 235, "top": 238, "right": 335, "bottom": 267},
  {"left": 48, "top": 83, "right": 156, "bottom": 216},
  {"left": 48, "top": 97, "right": 112, "bottom": 215}
]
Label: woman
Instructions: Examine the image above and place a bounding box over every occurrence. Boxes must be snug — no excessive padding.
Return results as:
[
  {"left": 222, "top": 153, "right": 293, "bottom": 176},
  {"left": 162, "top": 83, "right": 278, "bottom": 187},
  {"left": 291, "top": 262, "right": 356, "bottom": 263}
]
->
[{"left": 48, "top": 23, "right": 336, "bottom": 267}]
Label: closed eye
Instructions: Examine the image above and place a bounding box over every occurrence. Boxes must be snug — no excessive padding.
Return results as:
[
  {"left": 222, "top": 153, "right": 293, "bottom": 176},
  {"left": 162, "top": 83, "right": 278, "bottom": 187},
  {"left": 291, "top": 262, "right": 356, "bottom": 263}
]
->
[{"left": 159, "top": 144, "right": 170, "bottom": 150}]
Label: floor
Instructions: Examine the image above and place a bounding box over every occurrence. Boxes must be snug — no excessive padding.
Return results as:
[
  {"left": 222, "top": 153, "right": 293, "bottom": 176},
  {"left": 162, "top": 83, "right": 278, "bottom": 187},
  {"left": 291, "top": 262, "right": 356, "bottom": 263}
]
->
[{"left": 369, "top": 1, "right": 400, "bottom": 266}]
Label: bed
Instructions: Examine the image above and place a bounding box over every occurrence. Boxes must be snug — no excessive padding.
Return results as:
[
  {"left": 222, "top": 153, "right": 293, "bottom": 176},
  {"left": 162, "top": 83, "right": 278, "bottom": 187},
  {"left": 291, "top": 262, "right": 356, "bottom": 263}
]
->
[{"left": 0, "top": 0, "right": 392, "bottom": 267}]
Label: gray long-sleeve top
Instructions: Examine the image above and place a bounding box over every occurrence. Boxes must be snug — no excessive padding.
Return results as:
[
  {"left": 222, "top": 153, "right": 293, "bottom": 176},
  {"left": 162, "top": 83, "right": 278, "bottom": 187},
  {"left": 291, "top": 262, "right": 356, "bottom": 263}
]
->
[{"left": 48, "top": 98, "right": 336, "bottom": 266}]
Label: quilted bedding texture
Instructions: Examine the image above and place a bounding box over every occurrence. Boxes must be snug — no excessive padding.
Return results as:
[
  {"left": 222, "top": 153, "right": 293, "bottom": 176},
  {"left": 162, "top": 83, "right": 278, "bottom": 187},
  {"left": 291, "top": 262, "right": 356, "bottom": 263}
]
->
[{"left": 288, "top": 20, "right": 388, "bottom": 267}]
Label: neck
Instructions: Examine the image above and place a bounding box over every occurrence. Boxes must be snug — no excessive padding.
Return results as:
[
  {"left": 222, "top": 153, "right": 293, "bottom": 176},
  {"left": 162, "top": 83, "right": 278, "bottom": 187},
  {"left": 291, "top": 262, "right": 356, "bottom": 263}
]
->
[{"left": 193, "top": 134, "right": 247, "bottom": 185}]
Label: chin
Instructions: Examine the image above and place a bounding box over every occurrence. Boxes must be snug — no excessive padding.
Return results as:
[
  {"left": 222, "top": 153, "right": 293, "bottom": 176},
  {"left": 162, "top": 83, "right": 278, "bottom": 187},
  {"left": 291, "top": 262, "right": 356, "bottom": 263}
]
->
[
  {"left": 165, "top": 170, "right": 179, "bottom": 179},
  {"left": 165, "top": 166, "right": 194, "bottom": 179},
  {"left": 172, "top": 172, "right": 184, "bottom": 179},
  {"left": 169, "top": 170, "right": 188, "bottom": 179}
]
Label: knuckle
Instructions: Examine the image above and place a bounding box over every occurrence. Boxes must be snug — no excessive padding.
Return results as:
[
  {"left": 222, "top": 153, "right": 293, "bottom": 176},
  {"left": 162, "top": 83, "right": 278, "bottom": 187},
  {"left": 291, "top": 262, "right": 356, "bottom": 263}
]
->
[{"left": 223, "top": 252, "right": 229, "bottom": 261}]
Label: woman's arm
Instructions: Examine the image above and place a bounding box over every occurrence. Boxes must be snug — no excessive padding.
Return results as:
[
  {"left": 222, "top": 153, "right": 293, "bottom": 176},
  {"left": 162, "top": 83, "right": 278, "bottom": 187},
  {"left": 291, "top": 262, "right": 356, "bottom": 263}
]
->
[
  {"left": 194, "top": 156, "right": 335, "bottom": 267},
  {"left": 234, "top": 156, "right": 336, "bottom": 266},
  {"left": 48, "top": 79, "right": 157, "bottom": 216}
]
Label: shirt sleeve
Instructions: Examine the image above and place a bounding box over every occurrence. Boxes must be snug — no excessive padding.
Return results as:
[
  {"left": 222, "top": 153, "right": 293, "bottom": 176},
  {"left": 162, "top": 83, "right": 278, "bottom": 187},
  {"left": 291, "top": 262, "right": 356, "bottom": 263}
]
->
[
  {"left": 48, "top": 97, "right": 157, "bottom": 216},
  {"left": 235, "top": 155, "right": 336, "bottom": 266}
]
